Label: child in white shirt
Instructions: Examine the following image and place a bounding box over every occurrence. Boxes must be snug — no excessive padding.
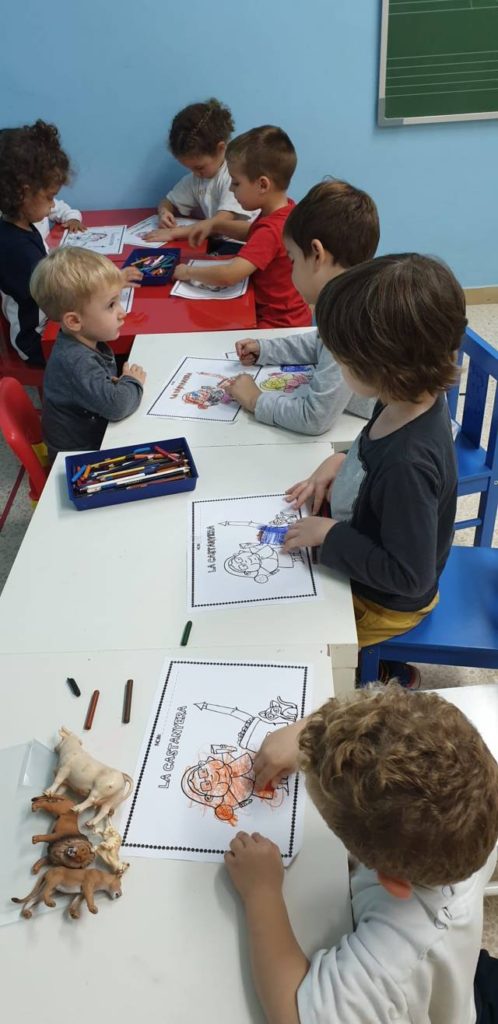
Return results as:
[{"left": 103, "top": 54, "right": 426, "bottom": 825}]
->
[
  {"left": 144, "top": 98, "right": 250, "bottom": 248},
  {"left": 225, "top": 684, "right": 498, "bottom": 1024}
]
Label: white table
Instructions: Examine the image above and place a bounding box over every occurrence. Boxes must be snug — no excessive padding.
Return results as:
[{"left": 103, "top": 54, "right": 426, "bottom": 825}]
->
[
  {"left": 103, "top": 329, "right": 364, "bottom": 451},
  {"left": 0, "top": 444, "right": 358, "bottom": 692},
  {"left": 0, "top": 646, "right": 352, "bottom": 1024}
]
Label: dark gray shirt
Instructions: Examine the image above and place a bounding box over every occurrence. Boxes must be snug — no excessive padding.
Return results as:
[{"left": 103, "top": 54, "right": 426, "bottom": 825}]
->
[{"left": 42, "top": 330, "right": 143, "bottom": 455}]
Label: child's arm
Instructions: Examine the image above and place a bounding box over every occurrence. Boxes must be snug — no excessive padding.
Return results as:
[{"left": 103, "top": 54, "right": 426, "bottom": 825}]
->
[
  {"left": 157, "top": 199, "right": 177, "bottom": 229},
  {"left": 49, "top": 198, "right": 83, "bottom": 232},
  {"left": 225, "top": 832, "right": 308, "bottom": 1024},
  {"left": 173, "top": 256, "right": 256, "bottom": 289},
  {"left": 69, "top": 354, "right": 146, "bottom": 422},
  {"left": 188, "top": 215, "right": 252, "bottom": 248}
]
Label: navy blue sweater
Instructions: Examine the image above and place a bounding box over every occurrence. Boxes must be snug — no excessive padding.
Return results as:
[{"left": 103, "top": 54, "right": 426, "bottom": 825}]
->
[{"left": 0, "top": 218, "right": 47, "bottom": 365}]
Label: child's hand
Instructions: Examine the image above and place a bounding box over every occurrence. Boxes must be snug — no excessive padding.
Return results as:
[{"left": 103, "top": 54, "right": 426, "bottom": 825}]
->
[
  {"left": 254, "top": 720, "right": 307, "bottom": 790},
  {"left": 122, "top": 362, "right": 146, "bottom": 386},
  {"left": 236, "top": 339, "right": 260, "bottom": 365},
  {"left": 285, "top": 453, "right": 346, "bottom": 514},
  {"left": 282, "top": 516, "right": 336, "bottom": 553},
  {"left": 173, "top": 264, "right": 191, "bottom": 282},
  {"left": 224, "top": 832, "right": 284, "bottom": 903},
  {"left": 222, "top": 374, "right": 260, "bottom": 412},
  {"left": 63, "top": 219, "right": 84, "bottom": 233},
  {"left": 188, "top": 219, "right": 213, "bottom": 247},
  {"left": 144, "top": 228, "right": 174, "bottom": 242},
  {"left": 158, "top": 205, "right": 177, "bottom": 229},
  {"left": 121, "top": 267, "right": 143, "bottom": 287}
]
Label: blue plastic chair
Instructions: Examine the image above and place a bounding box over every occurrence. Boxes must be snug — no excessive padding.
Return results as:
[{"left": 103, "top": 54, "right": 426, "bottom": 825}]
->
[
  {"left": 359, "top": 546, "right": 498, "bottom": 683},
  {"left": 448, "top": 327, "right": 498, "bottom": 547}
]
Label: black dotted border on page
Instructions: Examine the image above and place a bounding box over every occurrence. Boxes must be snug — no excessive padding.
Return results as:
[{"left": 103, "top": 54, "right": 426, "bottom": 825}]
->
[{"left": 122, "top": 660, "right": 308, "bottom": 857}]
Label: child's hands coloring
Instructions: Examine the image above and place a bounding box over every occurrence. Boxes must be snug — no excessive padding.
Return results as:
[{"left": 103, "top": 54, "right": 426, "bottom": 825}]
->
[
  {"left": 282, "top": 516, "right": 335, "bottom": 552},
  {"left": 157, "top": 206, "right": 177, "bottom": 229},
  {"left": 253, "top": 720, "right": 307, "bottom": 790},
  {"left": 173, "top": 264, "right": 190, "bottom": 282},
  {"left": 144, "top": 228, "right": 175, "bottom": 243},
  {"left": 122, "top": 362, "right": 146, "bottom": 386},
  {"left": 222, "top": 374, "right": 260, "bottom": 411},
  {"left": 224, "top": 832, "right": 284, "bottom": 902},
  {"left": 285, "top": 453, "right": 347, "bottom": 513},
  {"left": 235, "top": 339, "right": 260, "bottom": 365},
  {"left": 63, "top": 219, "right": 84, "bottom": 233}
]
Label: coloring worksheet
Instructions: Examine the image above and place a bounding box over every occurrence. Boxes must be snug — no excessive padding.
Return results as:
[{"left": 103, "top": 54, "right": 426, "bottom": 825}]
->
[
  {"left": 189, "top": 494, "right": 320, "bottom": 609},
  {"left": 121, "top": 659, "right": 311, "bottom": 862},
  {"left": 147, "top": 357, "right": 259, "bottom": 422},
  {"left": 124, "top": 215, "right": 196, "bottom": 247},
  {"left": 170, "top": 260, "right": 249, "bottom": 300},
  {"left": 60, "top": 224, "right": 126, "bottom": 255},
  {"left": 120, "top": 286, "right": 134, "bottom": 314}
]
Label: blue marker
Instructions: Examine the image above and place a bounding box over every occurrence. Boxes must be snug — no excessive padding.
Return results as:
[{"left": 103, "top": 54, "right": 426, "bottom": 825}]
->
[
  {"left": 71, "top": 465, "right": 86, "bottom": 483},
  {"left": 133, "top": 446, "right": 151, "bottom": 454}
]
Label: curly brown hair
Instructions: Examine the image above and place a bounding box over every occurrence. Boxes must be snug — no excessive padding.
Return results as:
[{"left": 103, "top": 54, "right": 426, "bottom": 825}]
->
[
  {"left": 315, "top": 253, "right": 467, "bottom": 401},
  {"left": 0, "top": 120, "right": 71, "bottom": 218},
  {"left": 299, "top": 684, "right": 498, "bottom": 886},
  {"left": 284, "top": 179, "right": 380, "bottom": 267},
  {"left": 168, "top": 99, "right": 234, "bottom": 158},
  {"left": 226, "top": 125, "right": 297, "bottom": 190}
]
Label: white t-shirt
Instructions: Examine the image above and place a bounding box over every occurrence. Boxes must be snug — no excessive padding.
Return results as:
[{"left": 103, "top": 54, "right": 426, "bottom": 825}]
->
[
  {"left": 166, "top": 161, "right": 249, "bottom": 221},
  {"left": 34, "top": 196, "right": 82, "bottom": 242},
  {"left": 298, "top": 849, "right": 496, "bottom": 1024}
]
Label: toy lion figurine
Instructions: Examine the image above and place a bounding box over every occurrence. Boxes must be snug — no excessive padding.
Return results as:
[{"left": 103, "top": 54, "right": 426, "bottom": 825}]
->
[{"left": 12, "top": 867, "right": 122, "bottom": 919}]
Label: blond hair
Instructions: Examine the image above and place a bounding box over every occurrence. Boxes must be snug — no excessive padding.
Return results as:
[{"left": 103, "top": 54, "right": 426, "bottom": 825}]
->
[
  {"left": 299, "top": 684, "right": 498, "bottom": 886},
  {"left": 30, "top": 247, "right": 123, "bottom": 322}
]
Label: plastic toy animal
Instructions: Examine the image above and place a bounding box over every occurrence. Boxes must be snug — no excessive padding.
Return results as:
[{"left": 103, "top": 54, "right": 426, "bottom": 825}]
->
[
  {"left": 93, "top": 823, "right": 130, "bottom": 876},
  {"left": 30, "top": 794, "right": 95, "bottom": 873},
  {"left": 45, "top": 727, "right": 134, "bottom": 827},
  {"left": 12, "top": 867, "right": 122, "bottom": 919}
]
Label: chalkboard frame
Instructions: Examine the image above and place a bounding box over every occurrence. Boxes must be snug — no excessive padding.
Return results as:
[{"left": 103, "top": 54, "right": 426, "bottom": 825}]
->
[{"left": 378, "top": 0, "right": 498, "bottom": 126}]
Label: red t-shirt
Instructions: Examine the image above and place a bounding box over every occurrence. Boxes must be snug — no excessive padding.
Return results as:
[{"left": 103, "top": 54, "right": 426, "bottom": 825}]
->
[{"left": 240, "top": 200, "right": 312, "bottom": 329}]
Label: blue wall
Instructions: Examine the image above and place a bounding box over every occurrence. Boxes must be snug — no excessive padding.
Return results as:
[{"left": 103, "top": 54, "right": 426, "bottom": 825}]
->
[{"left": 1, "top": 0, "right": 496, "bottom": 286}]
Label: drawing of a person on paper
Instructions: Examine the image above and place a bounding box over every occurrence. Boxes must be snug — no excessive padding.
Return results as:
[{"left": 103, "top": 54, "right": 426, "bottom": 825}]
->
[
  {"left": 181, "top": 745, "right": 284, "bottom": 826},
  {"left": 194, "top": 698, "right": 298, "bottom": 749},
  {"left": 182, "top": 385, "right": 233, "bottom": 410},
  {"left": 224, "top": 542, "right": 295, "bottom": 584}
]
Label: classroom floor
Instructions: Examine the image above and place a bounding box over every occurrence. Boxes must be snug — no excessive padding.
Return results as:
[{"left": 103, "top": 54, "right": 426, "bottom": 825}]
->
[{"left": 1, "top": 306, "right": 498, "bottom": 949}]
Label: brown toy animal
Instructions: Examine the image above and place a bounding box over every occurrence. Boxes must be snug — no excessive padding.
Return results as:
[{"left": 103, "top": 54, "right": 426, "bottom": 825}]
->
[
  {"left": 30, "top": 794, "right": 94, "bottom": 873},
  {"left": 12, "top": 866, "right": 122, "bottom": 919}
]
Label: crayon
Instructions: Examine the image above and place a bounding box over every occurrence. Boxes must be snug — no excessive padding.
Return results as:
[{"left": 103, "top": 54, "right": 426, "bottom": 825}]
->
[
  {"left": 84, "top": 690, "right": 100, "bottom": 730},
  {"left": 181, "top": 621, "right": 193, "bottom": 647},
  {"left": 122, "top": 679, "right": 133, "bottom": 724},
  {"left": 66, "top": 677, "right": 81, "bottom": 697}
]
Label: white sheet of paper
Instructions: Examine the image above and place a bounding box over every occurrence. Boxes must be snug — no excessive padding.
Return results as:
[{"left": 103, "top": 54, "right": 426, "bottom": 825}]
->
[
  {"left": 147, "top": 357, "right": 259, "bottom": 422},
  {"left": 171, "top": 260, "right": 249, "bottom": 300},
  {"left": 60, "top": 225, "right": 126, "bottom": 255},
  {"left": 189, "top": 494, "right": 320, "bottom": 610},
  {"left": 121, "top": 658, "right": 311, "bottom": 862},
  {"left": 124, "top": 215, "right": 197, "bottom": 248},
  {"left": 120, "top": 287, "right": 134, "bottom": 314}
]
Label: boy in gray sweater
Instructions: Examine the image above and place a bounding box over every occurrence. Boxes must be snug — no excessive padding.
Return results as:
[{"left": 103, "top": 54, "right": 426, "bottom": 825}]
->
[
  {"left": 31, "top": 247, "right": 146, "bottom": 459},
  {"left": 222, "top": 180, "right": 380, "bottom": 434}
]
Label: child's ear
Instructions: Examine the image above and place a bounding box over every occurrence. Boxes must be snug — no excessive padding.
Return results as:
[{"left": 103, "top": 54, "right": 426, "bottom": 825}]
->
[
  {"left": 257, "top": 176, "right": 272, "bottom": 195},
  {"left": 310, "top": 238, "right": 327, "bottom": 265},
  {"left": 377, "top": 871, "right": 413, "bottom": 899},
  {"left": 62, "top": 310, "right": 82, "bottom": 333},
  {"left": 217, "top": 141, "right": 226, "bottom": 158}
]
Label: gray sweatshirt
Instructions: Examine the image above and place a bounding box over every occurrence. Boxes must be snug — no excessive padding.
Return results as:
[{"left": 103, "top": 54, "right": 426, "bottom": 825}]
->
[
  {"left": 254, "top": 329, "right": 375, "bottom": 435},
  {"left": 42, "top": 330, "right": 143, "bottom": 456}
]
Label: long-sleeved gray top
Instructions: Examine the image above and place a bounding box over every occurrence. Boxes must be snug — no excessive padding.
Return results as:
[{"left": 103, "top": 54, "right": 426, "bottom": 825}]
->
[
  {"left": 254, "top": 329, "right": 375, "bottom": 435},
  {"left": 42, "top": 330, "right": 143, "bottom": 456}
]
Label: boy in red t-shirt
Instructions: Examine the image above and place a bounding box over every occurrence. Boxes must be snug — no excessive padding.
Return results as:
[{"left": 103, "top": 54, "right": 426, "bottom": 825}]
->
[{"left": 172, "top": 125, "right": 312, "bottom": 328}]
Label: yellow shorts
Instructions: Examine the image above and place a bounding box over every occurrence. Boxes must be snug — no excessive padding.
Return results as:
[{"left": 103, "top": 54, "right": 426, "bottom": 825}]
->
[{"left": 353, "top": 591, "right": 439, "bottom": 649}]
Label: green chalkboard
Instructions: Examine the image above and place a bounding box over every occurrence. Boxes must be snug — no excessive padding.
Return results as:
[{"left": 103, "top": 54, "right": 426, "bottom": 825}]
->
[{"left": 378, "top": 0, "right": 498, "bottom": 125}]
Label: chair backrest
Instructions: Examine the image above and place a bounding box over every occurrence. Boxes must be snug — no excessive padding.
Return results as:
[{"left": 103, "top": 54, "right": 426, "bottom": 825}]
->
[
  {"left": 0, "top": 377, "right": 49, "bottom": 501},
  {"left": 448, "top": 328, "right": 498, "bottom": 471}
]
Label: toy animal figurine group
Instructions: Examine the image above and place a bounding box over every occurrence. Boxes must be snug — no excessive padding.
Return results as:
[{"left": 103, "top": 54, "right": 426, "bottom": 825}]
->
[{"left": 12, "top": 727, "right": 133, "bottom": 921}]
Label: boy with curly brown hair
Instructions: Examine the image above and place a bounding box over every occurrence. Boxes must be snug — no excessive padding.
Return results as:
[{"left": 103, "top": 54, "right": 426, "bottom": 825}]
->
[{"left": 225, "top": 684, "right": 498, "bottom": 1024}]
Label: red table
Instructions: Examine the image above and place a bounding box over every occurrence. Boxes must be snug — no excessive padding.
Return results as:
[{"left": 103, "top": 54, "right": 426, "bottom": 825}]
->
[{"left": 42, "top": 208, "right": 256, "bottom": 359}]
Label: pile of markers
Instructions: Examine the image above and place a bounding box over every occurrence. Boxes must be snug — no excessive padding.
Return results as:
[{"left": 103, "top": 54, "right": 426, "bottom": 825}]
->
[
  {"left": 71, "top": 445, "right": 191, "bottom": 497},
  {"left": 130, "top": 253, "right": 176, "bottom": 278}
]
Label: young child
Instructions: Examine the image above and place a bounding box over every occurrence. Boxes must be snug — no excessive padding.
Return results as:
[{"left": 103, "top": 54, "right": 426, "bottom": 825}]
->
[
  {"left": 225, "top": 684, "right": 498, "bottom": 1024},
  {"left": 222, "top": 180, "right": 380, "bottom": 434},
  {"left": 281, "top": 254, "right": 464, "bottom": 677},
  {"left": 144, "top": 98, "right": 250, "bottom": 246},
  {"left": 30, "top": 248, "right": 146, "bottom": 459},
  {"left": 172, "top": 125, "right": 312, "bottom": 329},
  {"left": 0, "top": 120, "right": 83, "bottom": 366}
]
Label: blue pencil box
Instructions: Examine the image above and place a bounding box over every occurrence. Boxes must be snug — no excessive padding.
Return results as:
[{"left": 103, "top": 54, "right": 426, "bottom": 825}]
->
[
  {"left": 65, "top": 437, "right": 198, "bottom": 511},
  {"left": 122, "top": 247, "right": 180, "bottom": 286}
]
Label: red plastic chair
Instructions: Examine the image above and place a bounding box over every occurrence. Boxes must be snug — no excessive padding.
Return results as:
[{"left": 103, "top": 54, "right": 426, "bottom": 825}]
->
[
  {"left": 0, "top": 377, "right": 49, "bottom": 502},
  {"left": 0, "top": 311, "right": 44, "bottom": 397}
]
